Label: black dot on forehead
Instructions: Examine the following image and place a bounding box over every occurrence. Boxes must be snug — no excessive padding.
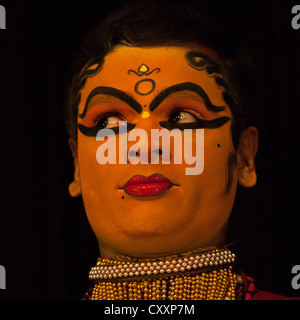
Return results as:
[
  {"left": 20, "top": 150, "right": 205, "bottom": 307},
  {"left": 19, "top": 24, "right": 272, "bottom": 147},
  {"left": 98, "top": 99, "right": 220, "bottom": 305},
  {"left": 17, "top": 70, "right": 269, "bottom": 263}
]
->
[
  {"left": 217, "top": 143, "right": 221, "bottom": 148},
  {"left": 122, "top": 196, "right": 125, "bottom": 199}
]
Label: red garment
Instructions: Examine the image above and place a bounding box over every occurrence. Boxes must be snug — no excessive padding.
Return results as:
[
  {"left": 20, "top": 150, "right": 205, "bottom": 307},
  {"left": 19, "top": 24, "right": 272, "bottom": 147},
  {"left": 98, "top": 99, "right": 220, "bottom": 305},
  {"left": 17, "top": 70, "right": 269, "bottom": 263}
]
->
[{"left": 240, "top": 270, "right": 300, "bottom": 300}]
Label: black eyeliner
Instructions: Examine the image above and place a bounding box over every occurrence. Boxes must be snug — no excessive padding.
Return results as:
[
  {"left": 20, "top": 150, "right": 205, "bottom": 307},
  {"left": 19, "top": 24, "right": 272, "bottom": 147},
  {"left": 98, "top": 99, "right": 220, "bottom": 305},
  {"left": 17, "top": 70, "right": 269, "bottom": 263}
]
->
[
  {"left": 159, "top": 116, "right": 231, "bottom": 130},
  {"left": 78, "top": 123, "right": 136, "bottom": 137}
]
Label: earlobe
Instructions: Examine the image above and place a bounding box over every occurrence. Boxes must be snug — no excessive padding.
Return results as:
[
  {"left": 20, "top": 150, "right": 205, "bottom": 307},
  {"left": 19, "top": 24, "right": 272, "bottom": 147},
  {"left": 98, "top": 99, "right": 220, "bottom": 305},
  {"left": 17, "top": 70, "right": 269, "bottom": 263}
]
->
[
  {"left": 236, "top": 126, "right": 258, "bottom": 188},
  {"left": 68, "top": 138, "right": 82, "bottom": 197}
]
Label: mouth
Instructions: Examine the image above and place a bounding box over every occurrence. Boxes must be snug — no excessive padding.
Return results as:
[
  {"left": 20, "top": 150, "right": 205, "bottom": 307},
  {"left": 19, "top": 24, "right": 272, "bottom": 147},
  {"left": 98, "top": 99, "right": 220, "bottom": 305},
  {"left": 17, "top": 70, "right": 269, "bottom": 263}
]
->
[{"left": 122, "top": 174, "right": 175, "bottom": 196}]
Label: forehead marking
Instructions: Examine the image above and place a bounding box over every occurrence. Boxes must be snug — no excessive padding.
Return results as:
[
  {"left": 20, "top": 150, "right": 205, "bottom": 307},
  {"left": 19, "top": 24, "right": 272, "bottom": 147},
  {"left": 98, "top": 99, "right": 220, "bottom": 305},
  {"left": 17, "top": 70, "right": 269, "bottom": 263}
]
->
[
  {"left": 134, "top": 79, "right": 156, "bottom": 96},
  {"left": 141, "top": 111, "right": 150, "bottom": 118},
  {"left": 128, "top": 64, "right": 161, "bottom": 77}
]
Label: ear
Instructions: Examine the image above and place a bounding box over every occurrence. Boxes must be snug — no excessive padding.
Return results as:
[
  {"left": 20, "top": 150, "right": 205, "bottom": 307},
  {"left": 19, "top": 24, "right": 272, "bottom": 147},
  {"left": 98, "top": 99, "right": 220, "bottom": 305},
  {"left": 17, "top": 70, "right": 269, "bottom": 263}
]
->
[
  {"left": 68, "top": 138, "right": 81, "bottom": 197},
  {"left": 236, "top": 126, "right": 258, "bottom": 187}
]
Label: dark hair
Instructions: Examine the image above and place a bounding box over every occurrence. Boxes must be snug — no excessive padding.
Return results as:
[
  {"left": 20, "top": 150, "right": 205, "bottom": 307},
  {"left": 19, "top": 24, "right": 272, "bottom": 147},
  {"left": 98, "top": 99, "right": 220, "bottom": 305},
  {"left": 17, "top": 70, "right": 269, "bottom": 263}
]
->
[{"left": 65, "top": 0, "right": 254, "bottom": 148}]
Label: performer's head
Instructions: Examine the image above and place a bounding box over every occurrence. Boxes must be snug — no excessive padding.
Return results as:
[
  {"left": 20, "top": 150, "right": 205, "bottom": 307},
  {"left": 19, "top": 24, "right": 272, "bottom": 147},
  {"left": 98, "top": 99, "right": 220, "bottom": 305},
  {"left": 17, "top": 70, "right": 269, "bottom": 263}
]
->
[{"left": 66, "top": 0, "right": 258, "bottom": 258}]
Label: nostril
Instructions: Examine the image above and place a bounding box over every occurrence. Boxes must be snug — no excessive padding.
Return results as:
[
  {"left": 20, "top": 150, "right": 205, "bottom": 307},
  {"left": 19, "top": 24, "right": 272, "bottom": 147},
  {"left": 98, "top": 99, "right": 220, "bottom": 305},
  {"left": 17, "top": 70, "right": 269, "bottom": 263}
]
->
[
  {"left": 153, "top": 149, "right": 162, "bottom": 155},
  {"left": 129, "top": 150, "right": 139, "bottom": 157}
]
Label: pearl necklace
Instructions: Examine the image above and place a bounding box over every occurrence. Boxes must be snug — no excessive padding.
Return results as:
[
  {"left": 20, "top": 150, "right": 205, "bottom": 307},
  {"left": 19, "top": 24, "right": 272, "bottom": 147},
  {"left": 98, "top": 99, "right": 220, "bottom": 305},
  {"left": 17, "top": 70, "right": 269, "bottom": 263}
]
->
[{"left": 88, "top": 247, "right": 243, "bottom": 300}]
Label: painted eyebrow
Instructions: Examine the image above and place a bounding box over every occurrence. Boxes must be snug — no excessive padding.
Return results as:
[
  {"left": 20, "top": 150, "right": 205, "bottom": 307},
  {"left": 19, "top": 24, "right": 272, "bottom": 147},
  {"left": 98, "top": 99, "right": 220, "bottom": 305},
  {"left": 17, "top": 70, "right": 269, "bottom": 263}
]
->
[
  {"left": 149, "top": 82, "right": 226, "bottom": 113},
  {"left": 78, "top": 86, "right": 143, "bottom": 119}
]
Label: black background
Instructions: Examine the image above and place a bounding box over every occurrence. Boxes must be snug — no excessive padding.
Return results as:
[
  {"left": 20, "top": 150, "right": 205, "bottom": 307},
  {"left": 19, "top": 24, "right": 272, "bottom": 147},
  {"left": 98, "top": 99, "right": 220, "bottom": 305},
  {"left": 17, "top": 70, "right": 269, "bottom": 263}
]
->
[{"left": 0, "top": 0, "right": 299, "bottom": 300}]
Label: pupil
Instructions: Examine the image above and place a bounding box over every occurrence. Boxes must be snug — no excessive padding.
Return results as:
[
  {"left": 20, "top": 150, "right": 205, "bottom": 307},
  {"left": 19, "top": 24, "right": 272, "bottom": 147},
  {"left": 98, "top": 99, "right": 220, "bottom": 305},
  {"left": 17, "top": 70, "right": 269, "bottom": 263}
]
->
[
  {"left": 98, "top": 117, "right": 108, "bottom": 128},
  {"left": 169, "top": 112, "right": 181, "bottom": 123}
]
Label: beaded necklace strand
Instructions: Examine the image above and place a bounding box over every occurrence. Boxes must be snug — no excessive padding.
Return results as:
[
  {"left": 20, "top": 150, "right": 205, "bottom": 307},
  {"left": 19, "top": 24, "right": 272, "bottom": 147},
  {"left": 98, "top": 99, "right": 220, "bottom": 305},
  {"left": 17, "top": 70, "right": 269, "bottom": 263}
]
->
[{"left": 86, "top": 247, "right": 249, "bottom": 300}]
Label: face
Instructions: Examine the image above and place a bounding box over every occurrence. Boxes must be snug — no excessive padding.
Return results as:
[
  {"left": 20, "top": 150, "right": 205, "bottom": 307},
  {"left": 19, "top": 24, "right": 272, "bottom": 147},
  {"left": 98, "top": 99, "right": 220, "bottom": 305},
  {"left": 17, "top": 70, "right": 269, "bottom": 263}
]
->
[{"left": 73, "top": 45, "right": 241, "bottom": 258}]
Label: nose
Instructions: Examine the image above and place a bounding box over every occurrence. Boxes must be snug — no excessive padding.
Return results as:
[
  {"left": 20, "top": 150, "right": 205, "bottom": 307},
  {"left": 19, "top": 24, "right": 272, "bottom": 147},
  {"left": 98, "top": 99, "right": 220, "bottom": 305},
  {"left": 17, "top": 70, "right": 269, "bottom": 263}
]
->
[{"left": 126, "top": 118, "right": 167, "bottom": 164}]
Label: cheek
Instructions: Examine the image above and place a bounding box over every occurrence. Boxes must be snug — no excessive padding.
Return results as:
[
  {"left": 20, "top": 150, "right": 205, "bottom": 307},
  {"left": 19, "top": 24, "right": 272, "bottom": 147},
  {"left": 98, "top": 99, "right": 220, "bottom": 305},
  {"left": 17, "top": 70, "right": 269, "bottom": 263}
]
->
[
  {"left": 204, "top": 125, "right": 233, "bottom": 168},
  {"left": 78, "top": 137, "right": 108, "bottom": 195},
  {"left": 191, "top": 126, "right": 234, "bottom": 196}
]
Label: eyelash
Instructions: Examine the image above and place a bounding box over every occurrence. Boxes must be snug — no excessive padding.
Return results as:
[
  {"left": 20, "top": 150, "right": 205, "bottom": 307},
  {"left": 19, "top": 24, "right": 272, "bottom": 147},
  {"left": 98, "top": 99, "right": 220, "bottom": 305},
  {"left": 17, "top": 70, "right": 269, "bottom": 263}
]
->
[
  {"left": 168, "top": 109, "right": 202, "bottom": 122},
  {"left": 79, "top": 108, "right": 229, "bottom": 136},
  {"left": 92, "top": 109, "right": 202, "bottom": 124},
  {"left": 93, "top": 112, "right": 124, "bottom": 125}
]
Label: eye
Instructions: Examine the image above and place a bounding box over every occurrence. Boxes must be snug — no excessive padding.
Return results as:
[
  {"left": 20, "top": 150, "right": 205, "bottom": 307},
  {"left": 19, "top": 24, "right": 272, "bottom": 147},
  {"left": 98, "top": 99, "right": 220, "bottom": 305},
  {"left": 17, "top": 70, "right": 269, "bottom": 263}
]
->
[
  {"left": 96, "top": 114, "right": 124, "bottom": 129},
  {"left": 168, "top": 111, "right": 199, "bottom": 123}
]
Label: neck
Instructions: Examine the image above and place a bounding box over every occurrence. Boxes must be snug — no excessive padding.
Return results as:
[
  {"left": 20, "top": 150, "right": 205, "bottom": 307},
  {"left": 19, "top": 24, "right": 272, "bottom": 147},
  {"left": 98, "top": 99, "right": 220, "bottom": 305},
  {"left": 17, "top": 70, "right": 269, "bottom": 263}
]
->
[{"left": 88, "top": 246, "right": 243, "bottom": 300}]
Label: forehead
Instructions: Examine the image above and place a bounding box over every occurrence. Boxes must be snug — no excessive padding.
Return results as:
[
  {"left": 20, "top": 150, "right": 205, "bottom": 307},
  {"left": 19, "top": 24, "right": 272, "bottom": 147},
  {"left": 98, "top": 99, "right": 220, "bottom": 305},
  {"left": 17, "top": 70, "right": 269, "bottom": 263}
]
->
[{"left": 79, "top": 45, "right": 226, "bottom": 110}]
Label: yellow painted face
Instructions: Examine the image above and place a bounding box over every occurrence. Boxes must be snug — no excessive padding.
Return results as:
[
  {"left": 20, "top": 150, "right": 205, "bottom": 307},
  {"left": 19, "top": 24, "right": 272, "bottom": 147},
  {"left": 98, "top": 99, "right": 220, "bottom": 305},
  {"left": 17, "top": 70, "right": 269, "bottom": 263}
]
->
[{"left": 76, "top": 45, "right": 237, "bottom": 258}]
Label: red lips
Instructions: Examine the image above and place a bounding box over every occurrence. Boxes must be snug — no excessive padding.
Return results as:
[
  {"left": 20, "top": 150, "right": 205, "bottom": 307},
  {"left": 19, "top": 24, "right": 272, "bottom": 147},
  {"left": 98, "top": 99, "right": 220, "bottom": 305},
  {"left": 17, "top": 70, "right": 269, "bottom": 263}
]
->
[{"left": 124, "top": 174, "right": 173, "bottom": 196}]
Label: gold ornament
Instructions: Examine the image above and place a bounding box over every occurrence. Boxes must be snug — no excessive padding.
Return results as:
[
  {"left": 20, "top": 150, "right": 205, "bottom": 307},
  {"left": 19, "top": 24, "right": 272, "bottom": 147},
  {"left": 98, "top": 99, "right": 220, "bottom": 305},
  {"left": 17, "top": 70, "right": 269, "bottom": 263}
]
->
[{"left": 88, "top": 248, "right": 240, "bottom": 300}]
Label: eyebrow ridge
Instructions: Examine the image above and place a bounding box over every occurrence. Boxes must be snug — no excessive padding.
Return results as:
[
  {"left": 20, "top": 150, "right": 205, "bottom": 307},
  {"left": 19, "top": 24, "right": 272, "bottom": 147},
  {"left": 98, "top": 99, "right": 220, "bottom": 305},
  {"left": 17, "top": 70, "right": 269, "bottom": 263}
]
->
[
  {"left": 149, "top": 82, "right": 226, "bottom": 113},
  {"left": 78, "top": 86, "right": 143, "bottom": 119}
]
